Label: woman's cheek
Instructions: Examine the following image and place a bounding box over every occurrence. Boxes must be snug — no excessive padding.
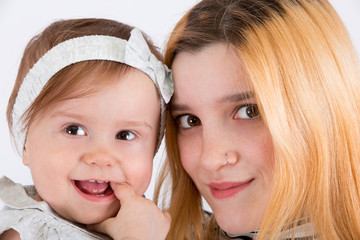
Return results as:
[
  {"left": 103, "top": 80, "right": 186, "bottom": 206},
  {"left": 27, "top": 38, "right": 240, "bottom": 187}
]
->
[{"left": 178, "top": 134, "right": 199, "bottom": 173}]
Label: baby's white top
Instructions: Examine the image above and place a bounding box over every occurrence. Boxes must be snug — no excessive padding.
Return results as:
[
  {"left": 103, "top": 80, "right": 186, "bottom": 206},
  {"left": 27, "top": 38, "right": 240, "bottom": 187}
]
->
[{"left": 0, "top": 176, "right": 109, "bottom": 240}]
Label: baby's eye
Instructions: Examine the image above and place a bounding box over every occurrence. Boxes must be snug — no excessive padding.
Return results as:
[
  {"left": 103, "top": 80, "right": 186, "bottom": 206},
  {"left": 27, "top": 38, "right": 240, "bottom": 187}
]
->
[
  {"left": 176, "top": 114, "right": 201, "bottom": 129},
  {"left": 65, "top": 125, "right": 86, "bottom": 136},
  {"left": 234, "top": 104, "right": 260, "bottom": 119},
  {"left": 116, "top": 130, "right": 136, "bottom": 141}
]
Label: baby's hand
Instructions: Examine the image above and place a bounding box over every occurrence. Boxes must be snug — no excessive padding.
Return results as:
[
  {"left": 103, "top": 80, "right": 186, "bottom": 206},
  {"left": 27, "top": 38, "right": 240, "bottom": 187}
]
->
[{"left": 87, "top": 183, "right": 171, "bottom": 240}]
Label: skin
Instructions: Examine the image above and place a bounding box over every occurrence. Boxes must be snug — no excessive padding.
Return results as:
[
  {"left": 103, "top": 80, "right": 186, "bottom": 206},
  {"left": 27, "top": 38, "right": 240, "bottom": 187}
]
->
[
  {"left": 89, "top": 183, "right": 171, "bottom": 240},
  {"left": 171, "top": 43, "right": 275, "bottom": 235},
  {"left": 22, "top": 68, "right": 160, "bottom": 225}
]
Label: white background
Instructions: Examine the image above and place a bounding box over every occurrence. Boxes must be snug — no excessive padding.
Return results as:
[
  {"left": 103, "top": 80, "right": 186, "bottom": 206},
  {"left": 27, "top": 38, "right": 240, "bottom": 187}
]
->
[{"left": 0, "top": 0, "right": 359, "bottom": 210}]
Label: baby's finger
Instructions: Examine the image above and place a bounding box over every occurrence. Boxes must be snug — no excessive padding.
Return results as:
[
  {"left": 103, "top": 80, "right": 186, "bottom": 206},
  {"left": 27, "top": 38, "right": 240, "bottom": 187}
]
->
[{"left": 110, "top": 182, "right": 137, "bottom": 203}]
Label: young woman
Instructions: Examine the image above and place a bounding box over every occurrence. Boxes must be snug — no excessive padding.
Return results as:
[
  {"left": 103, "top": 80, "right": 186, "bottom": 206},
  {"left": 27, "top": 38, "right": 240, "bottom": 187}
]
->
[{"left": 154, "top": 0, "right": 360, "bottom": 239}]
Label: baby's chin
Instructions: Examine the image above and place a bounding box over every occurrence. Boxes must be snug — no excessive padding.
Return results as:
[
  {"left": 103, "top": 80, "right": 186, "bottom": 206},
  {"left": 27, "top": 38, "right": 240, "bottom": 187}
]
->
[{"left": 53, "top": 202, "right": 120, "bottom": 225}]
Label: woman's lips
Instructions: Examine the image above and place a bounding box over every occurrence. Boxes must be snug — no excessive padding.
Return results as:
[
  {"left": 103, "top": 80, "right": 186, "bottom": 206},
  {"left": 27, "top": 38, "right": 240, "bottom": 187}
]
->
[
  {"left": 72, "top": 180, "right": 116, "bottom": 202},
  {"left": 209, "top": 179, "right": 254, "bottom": 199}
]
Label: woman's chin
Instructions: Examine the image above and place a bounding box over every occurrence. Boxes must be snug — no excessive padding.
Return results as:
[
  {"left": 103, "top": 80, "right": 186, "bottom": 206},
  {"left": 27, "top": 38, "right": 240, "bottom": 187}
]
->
[{"left": 215, "top": 213, "right": 259, "bottom": 235}]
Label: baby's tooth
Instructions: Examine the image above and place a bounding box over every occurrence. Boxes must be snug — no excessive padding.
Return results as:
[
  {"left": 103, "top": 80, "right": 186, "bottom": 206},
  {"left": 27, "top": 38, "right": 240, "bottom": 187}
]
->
[{"left": 96, "top": 180, "right": 109, "bottom": 183}]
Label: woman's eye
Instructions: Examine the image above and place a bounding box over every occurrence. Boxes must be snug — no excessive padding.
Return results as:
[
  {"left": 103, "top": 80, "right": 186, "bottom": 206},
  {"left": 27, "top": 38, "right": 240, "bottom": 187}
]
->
[
  {"left": 65, "top": 125, "right": 86, "bottom": 136},
  {"left": 176, "top": 114, "right": 201, "bottom": 129},
  {"left": 234, "top": 104, "right": 260, "bottom": 119},
  {"left": 116, "top": 130, "right": 136, "bottom": 140}
]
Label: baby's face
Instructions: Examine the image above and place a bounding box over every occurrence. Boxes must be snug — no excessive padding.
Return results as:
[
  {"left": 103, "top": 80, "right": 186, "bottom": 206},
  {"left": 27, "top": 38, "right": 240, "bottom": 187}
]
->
[{"left": 22, "top": 68, "right": 160, "bottom": 224}]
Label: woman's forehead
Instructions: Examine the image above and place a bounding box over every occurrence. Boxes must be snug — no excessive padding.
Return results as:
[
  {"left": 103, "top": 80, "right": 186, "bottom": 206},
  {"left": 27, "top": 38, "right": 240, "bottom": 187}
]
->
[{"left": 173, "top": 44, "right": 251, "bottom": 93}]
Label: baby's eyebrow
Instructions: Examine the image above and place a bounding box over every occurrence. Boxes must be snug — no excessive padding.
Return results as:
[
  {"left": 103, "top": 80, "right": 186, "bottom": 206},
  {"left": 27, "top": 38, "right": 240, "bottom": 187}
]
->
[
  {"left": 120, "top": 120, "right": 153, "bottom": 130},
  {"left": 50, "top": 112, "right": 153, "bottom": 130},
  {"left": 50, "top": 111, "right": 85, "bottom": 121}
]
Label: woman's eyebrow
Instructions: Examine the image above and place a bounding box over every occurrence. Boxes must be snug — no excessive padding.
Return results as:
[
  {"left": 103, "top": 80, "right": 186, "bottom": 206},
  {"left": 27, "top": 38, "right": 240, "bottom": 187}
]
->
[
  {"left": 170, "top": 103, "right": 188, "bottom": 112},
  {"left": 171, "top": 91, "right": 254, "bottom": 113},
  {"left": 218, "top": 91, "right": 254, "bottom": 103}
]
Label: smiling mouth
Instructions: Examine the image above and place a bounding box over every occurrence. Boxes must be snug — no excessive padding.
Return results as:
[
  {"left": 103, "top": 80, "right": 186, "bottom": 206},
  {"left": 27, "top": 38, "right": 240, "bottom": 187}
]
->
[
  {"left": 73, "top": 180, "right": 115, "bottom": 201},
  {"left": 209, "top": 179, "right": 254, "bottom": 199}
]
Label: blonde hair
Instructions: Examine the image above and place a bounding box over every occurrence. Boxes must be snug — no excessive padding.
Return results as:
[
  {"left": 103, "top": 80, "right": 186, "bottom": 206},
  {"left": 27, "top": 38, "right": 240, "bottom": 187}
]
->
[
  {"left": 154, "top": 0, "right": 360, "bottom": 239},
  {"left": 7, "top": 18, "right": 163, "bottom": 150}
]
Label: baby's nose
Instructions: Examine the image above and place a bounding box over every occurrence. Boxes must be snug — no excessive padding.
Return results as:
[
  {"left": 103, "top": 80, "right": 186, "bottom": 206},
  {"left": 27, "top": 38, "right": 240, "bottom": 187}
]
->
[{"left": 82, "top": 149, "right": 117, "bottom": 167}]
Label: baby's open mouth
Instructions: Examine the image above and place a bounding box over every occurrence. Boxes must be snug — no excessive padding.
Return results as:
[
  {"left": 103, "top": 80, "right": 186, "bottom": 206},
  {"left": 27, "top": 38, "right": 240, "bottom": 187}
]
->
[{"left": 74, "top": 180, "right": 114, "bottom": 196}]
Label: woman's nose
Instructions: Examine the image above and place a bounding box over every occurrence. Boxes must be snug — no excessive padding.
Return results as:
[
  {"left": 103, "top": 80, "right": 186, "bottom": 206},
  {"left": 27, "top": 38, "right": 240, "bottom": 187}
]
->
[{"left": 199, "top": 124, "right": 239, "bottom": 171}]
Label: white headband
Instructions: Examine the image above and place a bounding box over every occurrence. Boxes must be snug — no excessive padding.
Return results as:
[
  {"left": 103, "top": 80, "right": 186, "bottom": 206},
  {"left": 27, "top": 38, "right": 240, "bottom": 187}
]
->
[{"left": 12, "top": 28, "right": 173, "bottom": 155}]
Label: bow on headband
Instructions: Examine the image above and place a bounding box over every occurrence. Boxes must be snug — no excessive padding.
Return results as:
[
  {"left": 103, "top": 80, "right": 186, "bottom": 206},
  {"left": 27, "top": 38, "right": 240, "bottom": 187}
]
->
[{"left": 125, "top": 29, "right": 173, "bottom": 103}]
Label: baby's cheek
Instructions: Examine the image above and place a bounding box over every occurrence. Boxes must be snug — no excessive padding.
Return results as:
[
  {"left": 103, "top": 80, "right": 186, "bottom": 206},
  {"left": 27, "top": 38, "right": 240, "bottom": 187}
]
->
[{"left": 133, "top": 166, "right": 153, "bottom": 195}]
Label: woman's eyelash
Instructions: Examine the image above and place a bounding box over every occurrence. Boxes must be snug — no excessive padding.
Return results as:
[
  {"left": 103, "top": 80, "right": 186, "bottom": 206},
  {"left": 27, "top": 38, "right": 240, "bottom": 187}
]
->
[
  {"left": 175, "top": 113, "right": 201, "bottom": 129},
  {"left": 234, "top": 104, "right": 260, "bottom": 119}
]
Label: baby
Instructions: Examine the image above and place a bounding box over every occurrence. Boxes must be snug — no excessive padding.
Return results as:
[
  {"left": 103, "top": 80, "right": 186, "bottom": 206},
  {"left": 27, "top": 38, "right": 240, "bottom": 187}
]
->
[{"left": 0, "top": 18, "right": 172, "bottom": 240}]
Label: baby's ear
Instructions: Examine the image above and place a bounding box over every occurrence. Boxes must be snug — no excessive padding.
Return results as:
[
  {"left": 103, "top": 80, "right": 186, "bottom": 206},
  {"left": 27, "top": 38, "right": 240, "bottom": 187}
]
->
[{"left": 22, "top": 144, "right": 29, "bottom": 166}]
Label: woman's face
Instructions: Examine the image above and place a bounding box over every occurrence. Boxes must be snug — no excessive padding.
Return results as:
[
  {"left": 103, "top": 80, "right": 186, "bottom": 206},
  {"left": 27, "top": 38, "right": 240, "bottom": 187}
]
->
[{"left": 171, "top": 43, "right": 274, "bottom": 235}]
